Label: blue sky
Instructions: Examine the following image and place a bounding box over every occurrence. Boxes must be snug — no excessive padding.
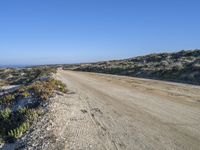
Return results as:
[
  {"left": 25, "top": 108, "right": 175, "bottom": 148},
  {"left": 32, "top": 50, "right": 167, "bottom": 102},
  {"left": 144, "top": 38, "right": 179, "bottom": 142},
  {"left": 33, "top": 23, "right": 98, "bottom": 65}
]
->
[{"left": 0, "top": 0, "right": 199, "bottom": 65}]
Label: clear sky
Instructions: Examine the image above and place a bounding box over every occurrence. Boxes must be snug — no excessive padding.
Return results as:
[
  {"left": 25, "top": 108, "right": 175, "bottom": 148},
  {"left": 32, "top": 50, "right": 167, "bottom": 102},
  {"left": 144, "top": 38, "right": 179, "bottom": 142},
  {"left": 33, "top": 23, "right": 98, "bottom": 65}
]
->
[{"left": 0, "top": 0, "right": 199, "bottom": 65}]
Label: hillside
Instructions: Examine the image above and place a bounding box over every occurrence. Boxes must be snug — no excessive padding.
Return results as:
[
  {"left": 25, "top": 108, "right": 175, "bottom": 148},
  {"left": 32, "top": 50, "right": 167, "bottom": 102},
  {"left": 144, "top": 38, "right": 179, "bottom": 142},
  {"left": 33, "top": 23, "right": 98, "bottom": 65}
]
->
[{"left": 67, "top": 50, "right": 200, "bottom": 85}]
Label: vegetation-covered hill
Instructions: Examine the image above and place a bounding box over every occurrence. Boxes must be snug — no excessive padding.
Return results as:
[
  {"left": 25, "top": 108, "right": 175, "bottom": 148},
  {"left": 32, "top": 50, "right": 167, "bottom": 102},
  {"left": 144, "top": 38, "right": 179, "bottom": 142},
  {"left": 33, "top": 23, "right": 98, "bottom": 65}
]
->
[{"left": 66, "top": 50, "right": 200, "bottom": 85}]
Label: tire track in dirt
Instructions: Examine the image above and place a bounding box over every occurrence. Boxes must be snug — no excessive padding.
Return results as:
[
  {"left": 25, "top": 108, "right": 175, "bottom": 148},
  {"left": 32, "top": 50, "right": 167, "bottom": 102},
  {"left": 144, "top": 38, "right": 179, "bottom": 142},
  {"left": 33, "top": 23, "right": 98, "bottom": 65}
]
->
[{"left": 80, "top": 95, "right": 120, "bottom": 150}]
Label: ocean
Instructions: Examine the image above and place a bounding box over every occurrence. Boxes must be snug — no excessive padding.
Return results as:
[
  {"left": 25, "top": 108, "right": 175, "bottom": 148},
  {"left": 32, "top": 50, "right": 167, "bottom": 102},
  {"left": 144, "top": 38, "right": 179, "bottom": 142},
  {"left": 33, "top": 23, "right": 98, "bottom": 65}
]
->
[{"left": 0, "top": 65, "right": 27, "bottom": 68}]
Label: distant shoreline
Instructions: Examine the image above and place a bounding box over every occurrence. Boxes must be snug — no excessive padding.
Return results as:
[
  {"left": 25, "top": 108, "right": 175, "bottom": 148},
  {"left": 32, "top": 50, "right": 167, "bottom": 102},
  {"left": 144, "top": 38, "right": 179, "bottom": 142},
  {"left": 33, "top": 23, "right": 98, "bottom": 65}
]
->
[{"left": 0, "top": 65, "right": 27, "bottom": 69}]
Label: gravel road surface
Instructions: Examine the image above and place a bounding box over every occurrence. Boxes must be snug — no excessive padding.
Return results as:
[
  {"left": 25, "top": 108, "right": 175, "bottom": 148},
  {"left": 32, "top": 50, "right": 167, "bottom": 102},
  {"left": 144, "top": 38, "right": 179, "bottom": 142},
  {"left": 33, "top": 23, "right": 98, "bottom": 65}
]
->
[{"left": 55, "top": 70, "right": 200, "bottom": 150}]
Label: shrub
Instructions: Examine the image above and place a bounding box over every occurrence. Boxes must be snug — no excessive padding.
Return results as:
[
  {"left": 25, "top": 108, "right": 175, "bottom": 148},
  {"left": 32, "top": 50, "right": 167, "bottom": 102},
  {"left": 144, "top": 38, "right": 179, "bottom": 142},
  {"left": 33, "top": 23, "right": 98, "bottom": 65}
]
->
[
  {"left": 27, "top": 79, "right": 67, "bottom": 101},
  {"left": 28, "top": 81, "right": 54, "bottom": 100},
  {"left": 0, "top": 108, "right": 39, "bottom": 142},
  {"left": 0, "top": 108, "right": 13, "bottom": 136},
  {"left": 20, "top": 108, "right": 39, "bottom": 122},
  {"left": 22, "top": 91, "right": 31, "bottom": 98},
  {"left": 49, "top": 79, "right": 68, "bottom": 93},
  {"left": 0, "top": 108, "right": 12, "bottom": 120},
  {"left": 8, "top": 122, "right": 30, "bottom": 139},
  {"left": 0, "top": 81, "right": 7, "bottom": 87},
  {"left": 2, "top": 94, "right": 15, "bottom": 104}
]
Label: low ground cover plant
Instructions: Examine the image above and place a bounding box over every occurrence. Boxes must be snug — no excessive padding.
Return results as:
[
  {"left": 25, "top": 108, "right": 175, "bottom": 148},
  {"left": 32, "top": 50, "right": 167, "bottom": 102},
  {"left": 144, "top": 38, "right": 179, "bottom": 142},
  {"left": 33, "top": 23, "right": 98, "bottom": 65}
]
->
[{"left": 0, "top": 67, "right": 67, "bottom": 143}]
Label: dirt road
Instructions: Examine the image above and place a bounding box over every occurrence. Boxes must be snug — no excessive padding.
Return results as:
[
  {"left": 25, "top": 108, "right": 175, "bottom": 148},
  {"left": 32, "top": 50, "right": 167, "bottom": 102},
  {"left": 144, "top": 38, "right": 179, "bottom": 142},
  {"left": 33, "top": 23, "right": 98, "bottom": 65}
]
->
[{"left": 56, "top": 70, "right": 200, "bottom": 150}]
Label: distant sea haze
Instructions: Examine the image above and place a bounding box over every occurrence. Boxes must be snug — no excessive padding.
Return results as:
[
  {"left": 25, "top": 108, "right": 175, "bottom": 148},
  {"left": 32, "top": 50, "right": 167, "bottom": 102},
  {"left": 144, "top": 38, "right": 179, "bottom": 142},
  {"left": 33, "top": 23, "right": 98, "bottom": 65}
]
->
[{"left": 0, "top": 65, "right": 27, "bottom": 68}]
